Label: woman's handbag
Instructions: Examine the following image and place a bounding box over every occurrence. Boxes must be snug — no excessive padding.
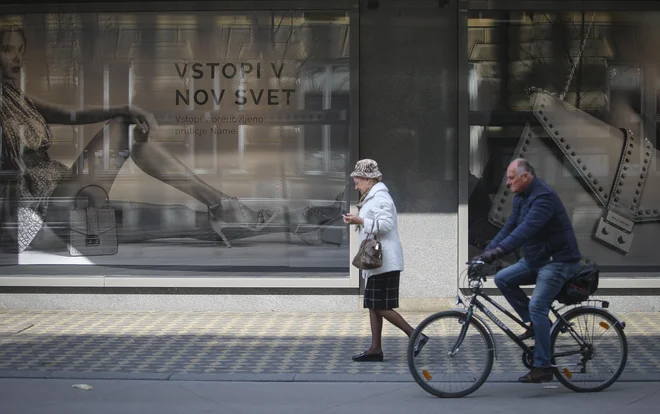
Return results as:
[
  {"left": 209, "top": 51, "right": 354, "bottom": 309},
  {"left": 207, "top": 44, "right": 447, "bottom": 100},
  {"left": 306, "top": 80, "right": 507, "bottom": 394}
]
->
[
  {"left": 68, "top": 185, "right": 118, "bottom": 256},
  {"left": 352, "top": 221, "right": 383, "bottom": 269}
]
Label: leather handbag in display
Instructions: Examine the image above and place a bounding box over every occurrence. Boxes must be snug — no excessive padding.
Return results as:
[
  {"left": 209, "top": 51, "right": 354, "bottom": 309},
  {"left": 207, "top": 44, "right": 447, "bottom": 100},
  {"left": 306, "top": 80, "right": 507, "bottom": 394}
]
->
[
  {"left": 68, "top": 185, "right": 118, "bottom": 257},
  {"left": 352, "top": 221, "right": 383, "bottom": 270},
  {"left": 486, "top": 89, "right": 660, "bottom": 267}
]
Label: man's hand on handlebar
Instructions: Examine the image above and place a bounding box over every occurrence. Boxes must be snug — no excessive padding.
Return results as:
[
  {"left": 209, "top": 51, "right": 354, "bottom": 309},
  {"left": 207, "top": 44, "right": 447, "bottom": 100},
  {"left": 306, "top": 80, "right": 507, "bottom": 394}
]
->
[{"left": 479, "top": 247, "right": 504, "bottom": 265}]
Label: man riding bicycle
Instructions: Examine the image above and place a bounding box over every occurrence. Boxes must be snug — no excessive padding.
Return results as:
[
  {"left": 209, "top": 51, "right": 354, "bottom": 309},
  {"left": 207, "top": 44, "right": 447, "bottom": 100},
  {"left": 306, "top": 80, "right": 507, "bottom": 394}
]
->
[{"left": 478, "top": 158, "right": 581, "bottom": 383}]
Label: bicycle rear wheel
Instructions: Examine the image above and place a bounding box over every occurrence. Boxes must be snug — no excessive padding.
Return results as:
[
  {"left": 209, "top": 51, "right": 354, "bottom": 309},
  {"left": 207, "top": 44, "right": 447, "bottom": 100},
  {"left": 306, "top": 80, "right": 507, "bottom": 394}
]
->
[
  {"left": 407, "top": 310, "right": 494, "bottom": 398},
  {"left": 551, "top": 307, "right": 627, "bottom": 392}
]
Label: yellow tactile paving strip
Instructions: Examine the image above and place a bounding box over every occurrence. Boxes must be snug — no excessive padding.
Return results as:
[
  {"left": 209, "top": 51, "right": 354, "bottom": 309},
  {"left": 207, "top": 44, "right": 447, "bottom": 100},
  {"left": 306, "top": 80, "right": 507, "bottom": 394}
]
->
[{"left": 0, "top": 310, "right": 656, "bottom": 375}]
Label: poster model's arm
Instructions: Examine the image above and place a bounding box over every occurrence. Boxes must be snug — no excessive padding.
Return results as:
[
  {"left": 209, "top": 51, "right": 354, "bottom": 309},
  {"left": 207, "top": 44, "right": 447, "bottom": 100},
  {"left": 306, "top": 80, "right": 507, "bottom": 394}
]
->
[
  {"left": 31, "top": 97, "right": 157, "bottom": 135},
  {"left": 31, "top": 96, "right": 127, "bottom": 125}
]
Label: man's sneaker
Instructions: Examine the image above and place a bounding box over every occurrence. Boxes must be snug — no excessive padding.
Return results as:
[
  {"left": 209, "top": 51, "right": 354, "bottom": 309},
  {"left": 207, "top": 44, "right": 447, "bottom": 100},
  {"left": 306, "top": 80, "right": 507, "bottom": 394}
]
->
[
  {"left": 519, "top": 367, "right": 553, "bottom": 383},
  {"left": 414, "top": 334, "right": 429, "bottom": 357}
]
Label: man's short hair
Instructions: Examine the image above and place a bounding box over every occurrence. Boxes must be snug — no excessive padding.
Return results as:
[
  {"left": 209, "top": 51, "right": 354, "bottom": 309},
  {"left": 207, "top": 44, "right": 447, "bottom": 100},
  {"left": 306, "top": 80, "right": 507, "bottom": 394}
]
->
[{"left": 516, "top": 158, "right": 536, "bottom": 176}]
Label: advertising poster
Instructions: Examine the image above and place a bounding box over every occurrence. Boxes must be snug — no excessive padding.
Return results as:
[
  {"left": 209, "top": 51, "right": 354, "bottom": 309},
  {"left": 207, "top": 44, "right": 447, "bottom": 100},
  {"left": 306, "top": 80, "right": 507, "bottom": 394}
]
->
[
  {"left": 0, "top": 11, "right": 352, "bottom": 277},
  {"left": 467, "top": 11, "right": 660, "bottom": 272}
]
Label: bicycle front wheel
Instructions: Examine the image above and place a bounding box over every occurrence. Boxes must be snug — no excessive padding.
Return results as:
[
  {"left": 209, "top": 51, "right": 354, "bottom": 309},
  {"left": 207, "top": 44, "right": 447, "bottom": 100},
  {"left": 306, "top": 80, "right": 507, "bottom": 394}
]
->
[
  {"left": 551, "top": 307, "right": 628, "bottom": 392},
  {"left": 407, "top": 310, "right": 494, "bottom": 398}
]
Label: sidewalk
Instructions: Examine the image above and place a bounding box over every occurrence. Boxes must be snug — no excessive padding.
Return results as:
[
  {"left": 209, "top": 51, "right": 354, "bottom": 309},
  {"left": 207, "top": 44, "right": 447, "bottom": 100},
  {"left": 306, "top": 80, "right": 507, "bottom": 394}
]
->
[{"left": 1, "top": 310, "right": 659, "bottom": 381}]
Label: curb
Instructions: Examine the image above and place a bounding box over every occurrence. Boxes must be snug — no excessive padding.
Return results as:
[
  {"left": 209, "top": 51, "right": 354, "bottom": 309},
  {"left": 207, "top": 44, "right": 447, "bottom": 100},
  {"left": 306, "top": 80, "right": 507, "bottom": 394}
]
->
[{"left": 0, "top": 370, "right": 659, "bottom": 383}]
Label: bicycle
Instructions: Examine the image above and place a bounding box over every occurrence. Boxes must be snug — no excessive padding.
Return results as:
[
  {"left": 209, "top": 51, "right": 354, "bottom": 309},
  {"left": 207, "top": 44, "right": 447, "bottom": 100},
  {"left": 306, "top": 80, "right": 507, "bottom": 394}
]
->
[{"left": 407, "top": 259, "right": 628, "bottom": 398}]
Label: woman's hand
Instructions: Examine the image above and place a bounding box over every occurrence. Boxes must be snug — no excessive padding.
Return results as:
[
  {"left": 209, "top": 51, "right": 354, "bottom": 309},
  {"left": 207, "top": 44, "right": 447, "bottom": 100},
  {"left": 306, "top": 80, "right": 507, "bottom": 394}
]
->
[
  {"left": 343, "top": 213, "right": 364, "bottom": 225},
  {"left": 125, "top": 106, "right": 159, "bottom": 140}
]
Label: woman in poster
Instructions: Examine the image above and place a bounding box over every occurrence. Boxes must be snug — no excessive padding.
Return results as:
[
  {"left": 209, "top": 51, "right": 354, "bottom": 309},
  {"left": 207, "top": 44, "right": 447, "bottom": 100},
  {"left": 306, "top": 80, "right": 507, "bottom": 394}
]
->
[{"left": 0, "top": 25, "right": 342, "bottom": 253}]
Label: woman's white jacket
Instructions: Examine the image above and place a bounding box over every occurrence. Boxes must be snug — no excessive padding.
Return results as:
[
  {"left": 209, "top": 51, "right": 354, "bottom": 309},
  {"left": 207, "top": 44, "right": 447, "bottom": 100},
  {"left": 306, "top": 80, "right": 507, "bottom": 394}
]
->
[{"left": 357, "top": 181, "right": 404, "bottom": 279}]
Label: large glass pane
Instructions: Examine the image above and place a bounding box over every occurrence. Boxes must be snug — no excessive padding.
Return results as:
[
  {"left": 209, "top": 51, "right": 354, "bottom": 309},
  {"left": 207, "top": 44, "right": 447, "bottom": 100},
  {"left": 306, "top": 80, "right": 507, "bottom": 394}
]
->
[
  {"left": 467, "top": 10, "right": 660, "bottom": 272},
  {"left": 0, "top": 10, "right": 352, "bottom": 278}
]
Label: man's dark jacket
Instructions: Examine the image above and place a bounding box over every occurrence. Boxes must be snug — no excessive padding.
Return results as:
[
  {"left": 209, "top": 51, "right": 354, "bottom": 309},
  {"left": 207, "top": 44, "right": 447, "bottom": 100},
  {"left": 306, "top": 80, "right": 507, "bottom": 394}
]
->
[{"left": 486, "top": 177, "right": 581, "bottom": 269}]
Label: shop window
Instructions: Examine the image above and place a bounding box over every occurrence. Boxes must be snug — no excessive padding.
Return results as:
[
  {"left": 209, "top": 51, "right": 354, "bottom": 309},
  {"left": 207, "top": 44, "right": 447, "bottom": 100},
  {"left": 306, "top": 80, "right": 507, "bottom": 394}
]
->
[
  {"left": 467, "top": 10, "right": 660, "bottom": 271},
  {"left": 1, "top": 10, "right": 353, "bottom": 278}
]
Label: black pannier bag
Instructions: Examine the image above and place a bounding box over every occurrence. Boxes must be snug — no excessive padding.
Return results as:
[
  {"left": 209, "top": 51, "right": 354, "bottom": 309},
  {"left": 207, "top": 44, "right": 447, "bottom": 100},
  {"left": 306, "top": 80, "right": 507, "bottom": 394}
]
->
[{"left": 556, "top": 263, "right": 600, "bottom": 306}]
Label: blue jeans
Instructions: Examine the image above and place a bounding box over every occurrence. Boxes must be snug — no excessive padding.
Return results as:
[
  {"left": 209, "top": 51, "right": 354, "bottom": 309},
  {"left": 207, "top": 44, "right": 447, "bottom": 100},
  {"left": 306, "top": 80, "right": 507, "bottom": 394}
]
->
[{"left": 494, "top": 259, "right": 580, "bottom": 368}]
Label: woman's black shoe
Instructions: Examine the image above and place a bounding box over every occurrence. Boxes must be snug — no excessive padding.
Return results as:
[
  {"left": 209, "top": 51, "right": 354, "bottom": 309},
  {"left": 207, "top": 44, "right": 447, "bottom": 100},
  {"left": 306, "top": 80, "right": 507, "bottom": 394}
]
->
[{"left": 352, "top": 351, "right": 384, "bottom": 362}]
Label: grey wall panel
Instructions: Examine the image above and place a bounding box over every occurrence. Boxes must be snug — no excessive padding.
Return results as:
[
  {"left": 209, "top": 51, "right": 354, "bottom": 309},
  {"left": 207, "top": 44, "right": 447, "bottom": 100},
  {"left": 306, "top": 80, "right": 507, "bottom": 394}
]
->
[
  {"left": 358, "top": 0, "right": 458, "bottom": 214},
  {"left": 358, "top": 0, "right": 460, "bottom": 301}
]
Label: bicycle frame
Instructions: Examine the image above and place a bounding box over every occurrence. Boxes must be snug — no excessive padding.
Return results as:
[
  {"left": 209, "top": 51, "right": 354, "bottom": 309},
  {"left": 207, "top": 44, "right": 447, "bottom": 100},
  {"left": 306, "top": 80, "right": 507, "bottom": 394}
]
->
[
  {"left": 450, "top": 260, "right": 622, "bottom": 365},
  {"left": 453, "top": 280, "right": 566, "bottom": 357},
  {"left": 409, "top": 261, "right": 628, "bottom": 397}
]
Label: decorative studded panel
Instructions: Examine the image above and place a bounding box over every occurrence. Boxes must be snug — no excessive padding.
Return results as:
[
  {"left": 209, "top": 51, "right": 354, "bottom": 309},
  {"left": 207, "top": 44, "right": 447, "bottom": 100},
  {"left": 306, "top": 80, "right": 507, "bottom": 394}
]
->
[
  {"left": 488, "top": 89, "right": 660, "bottom": 258},
  {"left": 488, "top": 123, "right": 543, "bottom": 228}
]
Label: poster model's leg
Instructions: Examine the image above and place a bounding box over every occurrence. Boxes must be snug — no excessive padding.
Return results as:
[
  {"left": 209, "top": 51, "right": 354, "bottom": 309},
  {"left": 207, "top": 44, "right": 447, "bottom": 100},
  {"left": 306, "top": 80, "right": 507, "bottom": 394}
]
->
[{"left": 48, "top": 117, "right": 346, "bottom": 248}]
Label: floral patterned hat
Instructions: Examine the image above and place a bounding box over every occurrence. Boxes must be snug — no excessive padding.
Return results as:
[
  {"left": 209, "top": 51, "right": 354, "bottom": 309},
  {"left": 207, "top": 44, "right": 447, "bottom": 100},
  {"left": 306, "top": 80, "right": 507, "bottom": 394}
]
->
[{"left": 350, "top": 159, "right": 383, "bottom": 180}]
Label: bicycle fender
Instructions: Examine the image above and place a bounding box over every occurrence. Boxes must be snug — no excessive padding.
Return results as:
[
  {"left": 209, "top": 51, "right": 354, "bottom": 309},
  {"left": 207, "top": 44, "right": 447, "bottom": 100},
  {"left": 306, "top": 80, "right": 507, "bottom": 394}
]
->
[
  {"left": 451, "top": 308, "right": 499, "bottom": 360},
  {"left": 551, "top": 305, "right": 627, "bottom": 337}
]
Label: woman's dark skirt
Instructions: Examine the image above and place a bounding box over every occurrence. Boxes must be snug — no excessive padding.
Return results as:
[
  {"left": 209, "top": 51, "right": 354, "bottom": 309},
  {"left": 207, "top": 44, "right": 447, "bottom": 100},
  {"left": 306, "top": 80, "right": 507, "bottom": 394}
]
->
[{"left": 363, "top": 271, "right": 400, "bottom": 310}]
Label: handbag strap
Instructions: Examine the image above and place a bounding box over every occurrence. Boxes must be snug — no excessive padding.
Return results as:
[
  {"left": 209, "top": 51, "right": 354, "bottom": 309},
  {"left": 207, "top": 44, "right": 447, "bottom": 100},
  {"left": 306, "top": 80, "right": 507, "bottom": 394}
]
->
[
  {"left": 366, "top": 220, "right": 381, "bottom": 241},
  {"left": 86, "top": 207, "right": 99, "bottom": 236},
  {"left": 74, "top": 184, "right": 111, "bottom": 210}
]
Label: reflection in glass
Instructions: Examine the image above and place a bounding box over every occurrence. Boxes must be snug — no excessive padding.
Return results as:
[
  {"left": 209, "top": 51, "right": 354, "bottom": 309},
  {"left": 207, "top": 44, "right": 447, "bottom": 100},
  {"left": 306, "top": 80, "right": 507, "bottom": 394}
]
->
[
  {"left": 467, "top": 10, "right": 660, "bottom": 270},
  {"left": 0, "top": 11, "right": 353, "bottom": 276}
]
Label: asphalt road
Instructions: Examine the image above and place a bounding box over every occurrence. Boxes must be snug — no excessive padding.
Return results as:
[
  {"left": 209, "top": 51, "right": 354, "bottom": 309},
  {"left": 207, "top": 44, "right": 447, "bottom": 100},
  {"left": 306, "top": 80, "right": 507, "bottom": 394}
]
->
[{"left": 0, "top": 379, "right": 658, "bottom": 414}]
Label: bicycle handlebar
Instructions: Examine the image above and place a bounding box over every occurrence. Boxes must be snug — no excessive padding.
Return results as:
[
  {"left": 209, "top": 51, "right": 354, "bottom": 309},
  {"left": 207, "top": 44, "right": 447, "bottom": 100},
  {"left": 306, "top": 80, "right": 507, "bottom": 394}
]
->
[
  {"left": 466, "top": 259, "right": 486, "bottom": 266},
  {"left": 466, "top": 259, "right": 488, "bottom": 282}
]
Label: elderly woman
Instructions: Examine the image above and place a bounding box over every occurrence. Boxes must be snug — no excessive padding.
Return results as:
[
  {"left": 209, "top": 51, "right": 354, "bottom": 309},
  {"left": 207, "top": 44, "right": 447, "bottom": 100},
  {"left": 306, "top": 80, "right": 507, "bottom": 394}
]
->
[{"left": 343, "top": 159, "right": 428, "bottom": 361}]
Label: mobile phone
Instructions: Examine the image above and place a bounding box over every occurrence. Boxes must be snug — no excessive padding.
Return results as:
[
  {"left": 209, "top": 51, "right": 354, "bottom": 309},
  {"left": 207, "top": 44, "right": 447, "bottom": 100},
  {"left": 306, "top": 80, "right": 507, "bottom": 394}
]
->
[{"left": 135, "top": 119, "right": 148, "bottom": 133}]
